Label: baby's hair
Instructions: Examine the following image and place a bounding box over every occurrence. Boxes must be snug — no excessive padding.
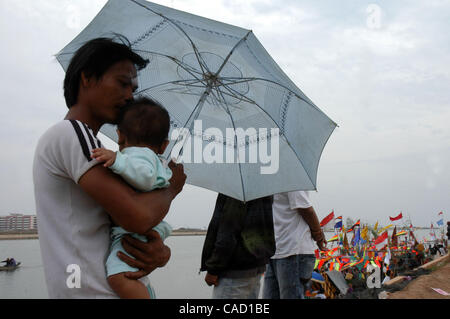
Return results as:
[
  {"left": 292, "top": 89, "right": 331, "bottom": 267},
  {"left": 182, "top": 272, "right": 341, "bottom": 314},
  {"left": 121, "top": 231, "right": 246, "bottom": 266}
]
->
[{"left": 118, "top": 97, "right": 170, "bottom": 147}]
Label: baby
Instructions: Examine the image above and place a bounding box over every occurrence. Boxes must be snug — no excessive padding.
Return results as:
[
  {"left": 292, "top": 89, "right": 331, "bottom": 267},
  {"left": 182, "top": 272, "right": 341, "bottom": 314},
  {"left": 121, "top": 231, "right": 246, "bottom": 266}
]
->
[{"left": 92, "top": 97, "right": 173, "bottom": 299}]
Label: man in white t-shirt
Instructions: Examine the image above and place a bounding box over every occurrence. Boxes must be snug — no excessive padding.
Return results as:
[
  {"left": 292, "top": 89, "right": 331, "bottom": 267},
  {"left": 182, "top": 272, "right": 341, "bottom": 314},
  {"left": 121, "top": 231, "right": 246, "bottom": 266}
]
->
[
  {"left": 262, "top": 191, "right": 326, "bottom": 299},
  {"left": 33, "top": 37, "right": 186, "bottom": 298}
]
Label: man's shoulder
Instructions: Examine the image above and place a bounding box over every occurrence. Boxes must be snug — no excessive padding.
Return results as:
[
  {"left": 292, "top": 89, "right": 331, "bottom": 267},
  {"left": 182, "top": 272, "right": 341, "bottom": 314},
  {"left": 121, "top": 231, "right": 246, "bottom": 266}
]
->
[
  {"left": 38, "top": 120, "right": 79, "bottom": 143},
  {"left": 38, "top": 120, "right": 101, "bottom": 155},
  {"left": 41, "top": 119, "right": 99, "bottom": 137},
  {"left": 34, "top": 120, "right": 102, "bottom": 181},
  {"left": 41, "top": 119, "right": 68, "bottom": 133}
]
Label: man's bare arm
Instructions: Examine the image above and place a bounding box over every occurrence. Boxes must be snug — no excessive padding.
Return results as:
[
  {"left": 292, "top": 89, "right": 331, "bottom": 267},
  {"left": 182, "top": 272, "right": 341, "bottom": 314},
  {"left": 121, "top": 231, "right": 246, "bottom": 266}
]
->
[
  {"left": 78, "top": 161, "right": 185, "bottom": 235},
  {"left": 297, "top": 206, "right": 327, "bottom": 251}
]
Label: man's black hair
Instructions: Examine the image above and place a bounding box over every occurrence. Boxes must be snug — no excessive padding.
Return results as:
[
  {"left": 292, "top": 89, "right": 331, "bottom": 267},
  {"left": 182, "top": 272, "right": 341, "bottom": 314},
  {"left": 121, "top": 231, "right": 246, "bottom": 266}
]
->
[
  {"left": 118, "top": 97, "right": 170, "bottom": 147},
  {"left": 63, "top": 35, "right": 149, "bottom": 108}
]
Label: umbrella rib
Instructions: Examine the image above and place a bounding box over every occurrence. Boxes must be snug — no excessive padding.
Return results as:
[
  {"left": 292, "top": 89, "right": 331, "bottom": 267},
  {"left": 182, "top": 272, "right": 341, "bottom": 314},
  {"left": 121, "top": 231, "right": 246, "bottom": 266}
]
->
[
  {"left": 219, "top": 86, "right": 257, "bottom": 106},
  {"left": 134, "top": 49, "right": 205, "bottom": 80},
  {"left": 223, "top": 77, "right": 313, "bottom": 107},
  {"left": 165, "top": 88, "right": 203, "bottom": 95},
  {"left": 218, "top": 80, "right": 317, "bottom": 188},
  {"left": 217, "top": 78, "right": 256, "bottom": 86},
  {"left": 221, "top": 77, "right": 337, "bottom": 126},
  {"left": 135, "top": 78, "right": 205, "bottom": 96},
  {"left": 214, "top": 30, "right": 252, "bottom": 77},
  {"left": 129, "top": 0, "right": 210, "bottom": 75},
  {"left": 165, "top": 86, "right": 213, "bottom": 162},
  {"left": 208, "top": 89, "right": 226, "bottom": 110},
  {"left": 219, "top": 82, "right": 257, "bottom": 105},
  {"left": 214, "top": 89, "right": 247, "bottom": 202}
]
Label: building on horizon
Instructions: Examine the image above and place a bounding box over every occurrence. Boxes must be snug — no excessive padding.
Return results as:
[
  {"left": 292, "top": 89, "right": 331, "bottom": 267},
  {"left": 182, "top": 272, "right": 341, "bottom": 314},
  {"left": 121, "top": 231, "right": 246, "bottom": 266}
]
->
[{"left": 0, "top": 214, "right": 37, "bottom": 232}]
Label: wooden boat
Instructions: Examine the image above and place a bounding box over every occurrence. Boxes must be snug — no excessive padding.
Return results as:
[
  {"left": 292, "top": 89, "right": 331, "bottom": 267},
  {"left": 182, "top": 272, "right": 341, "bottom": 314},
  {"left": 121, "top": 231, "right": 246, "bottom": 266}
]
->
[{"left": 0, "top": 262, "right": 21, "bottom": 271}]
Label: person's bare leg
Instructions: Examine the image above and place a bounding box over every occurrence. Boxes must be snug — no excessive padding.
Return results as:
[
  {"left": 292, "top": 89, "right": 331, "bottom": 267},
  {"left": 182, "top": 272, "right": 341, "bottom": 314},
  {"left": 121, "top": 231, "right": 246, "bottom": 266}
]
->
[{"left": 108, "top": 273, "right": 150, "bottom": 299}]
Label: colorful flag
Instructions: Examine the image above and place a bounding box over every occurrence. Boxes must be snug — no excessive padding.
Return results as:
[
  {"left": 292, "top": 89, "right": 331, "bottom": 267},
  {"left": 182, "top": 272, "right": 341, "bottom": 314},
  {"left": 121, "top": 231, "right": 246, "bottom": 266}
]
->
[
  {"left": 389, "top": 212, "right": 403, "bottom": 221},
  {"left": 379, "top": 224, "right": 393, "bottom": 234},
  {"left": 373, "top": 231, "right": 389, "bottom": 245},
  {"left": 329, "top": 262, "right": 334, "bottom": 271},
  {"left": 361, "top": 226, "right": 369, "bottom": 240},
  {"left": 320, "top": 211, "right": 335, "bottom": 227},
  {"left": 353, "top": 227, "right": 361, "bottom": 246},
  {"left": 334, "top": 220, "right": 343, "bottom": 229},
  {"left": 327, "top": 247, "right": 339, "bottom": 257},
  {"left": 395, "top": 230, "right": 407, "bottom": 236},
  {"left": 391, "top": 226, "right": 398, "bottom": 247},
  {"left": 316, "top": 259, "right": 326, "bottom": 270},
  {"left": 314, "top": 259, "right": 319, "bottom": 269},
  {"left": 343, "top": 231, "right": 349, "bottom": 249},
  {"left": 374, "top": 231, "right": 389, "bottom": 250},
  {"left": 374, "top": 221, "right": 378, "bottom": 232},
  {"left": 347, "top": 220, "right": 360, "bottom": 232},
  {"left": 327, "top": 234, "right": 339, "bottom": 242},
  {"left": 437, "top": 219, "right": 444, "bottom": 226},
  {"left": 364, "top": 260, "right": 370, "bottom": 269},
  {"left": 338, "top": 232, "right": 344, "bottom": 246}
]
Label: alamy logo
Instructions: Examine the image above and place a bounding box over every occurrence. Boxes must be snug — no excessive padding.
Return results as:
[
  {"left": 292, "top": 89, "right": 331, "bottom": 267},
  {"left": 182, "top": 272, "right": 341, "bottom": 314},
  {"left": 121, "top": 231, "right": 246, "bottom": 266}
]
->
[
  {"left": 170, "top": 120, "right": 280, "bottom": 175},
  {"left": 366, "top": 264, "right": 381, "bottom": 288},
  {"left": 66, "top": 264, "right": 81, "bottom": 289},
  {"left": 366, "top": 4, "right": 382, "bottom": 30}
]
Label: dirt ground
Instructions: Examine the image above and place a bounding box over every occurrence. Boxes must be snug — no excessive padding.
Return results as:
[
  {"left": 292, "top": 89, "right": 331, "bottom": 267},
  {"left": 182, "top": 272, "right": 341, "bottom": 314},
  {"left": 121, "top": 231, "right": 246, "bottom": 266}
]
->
[{"left": 388, "top": 260, "right": 450, "bottom": 299}]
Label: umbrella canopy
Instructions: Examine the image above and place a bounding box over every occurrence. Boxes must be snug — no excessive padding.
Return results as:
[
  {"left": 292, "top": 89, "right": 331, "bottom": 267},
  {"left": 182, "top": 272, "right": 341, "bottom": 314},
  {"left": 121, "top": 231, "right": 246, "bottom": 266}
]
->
[{"left": 56, "top": 0, "right": 337, "bottom": 201}]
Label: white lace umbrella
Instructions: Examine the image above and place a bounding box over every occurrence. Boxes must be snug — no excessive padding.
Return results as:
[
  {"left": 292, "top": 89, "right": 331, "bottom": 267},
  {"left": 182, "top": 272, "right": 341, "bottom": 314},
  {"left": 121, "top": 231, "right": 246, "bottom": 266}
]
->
[{"left": 57, "top": 0, "right": 337, "bottom": 201}]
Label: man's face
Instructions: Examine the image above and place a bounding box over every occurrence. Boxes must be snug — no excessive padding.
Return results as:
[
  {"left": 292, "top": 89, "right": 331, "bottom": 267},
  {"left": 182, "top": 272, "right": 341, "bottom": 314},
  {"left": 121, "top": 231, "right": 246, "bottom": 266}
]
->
[{"left": 88, "top": 60, "right": 138, "bottom": 124}]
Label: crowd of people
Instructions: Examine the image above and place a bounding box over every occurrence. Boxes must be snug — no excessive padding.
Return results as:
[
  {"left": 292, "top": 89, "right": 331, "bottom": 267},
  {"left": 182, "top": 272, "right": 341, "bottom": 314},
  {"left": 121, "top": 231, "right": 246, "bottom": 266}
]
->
[{"left": 303, "top": 241, "right": 448, "bottom": 299}]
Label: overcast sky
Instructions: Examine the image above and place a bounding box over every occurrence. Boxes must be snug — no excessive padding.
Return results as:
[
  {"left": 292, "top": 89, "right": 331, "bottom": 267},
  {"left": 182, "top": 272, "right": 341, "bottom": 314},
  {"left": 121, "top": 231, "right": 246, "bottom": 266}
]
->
[{"left": 0, "top": 0, "right": 449, "bottom": 228}]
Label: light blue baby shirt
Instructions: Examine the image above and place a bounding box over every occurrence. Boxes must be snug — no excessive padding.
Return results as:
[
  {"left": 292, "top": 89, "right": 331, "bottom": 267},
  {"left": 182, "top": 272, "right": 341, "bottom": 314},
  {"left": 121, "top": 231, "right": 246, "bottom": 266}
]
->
[{"left": 110, "top": 146, "right": 172, "bottom": 191}]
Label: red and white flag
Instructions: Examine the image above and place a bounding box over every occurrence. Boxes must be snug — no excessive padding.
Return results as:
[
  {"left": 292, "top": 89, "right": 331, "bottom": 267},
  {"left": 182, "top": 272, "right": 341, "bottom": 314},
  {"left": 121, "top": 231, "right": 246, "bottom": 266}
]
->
[
  {"left": 389, "top": 212, "right": 403, "bottom": 221},
  {"left": 374, "top": 231, "right": 389, "bottom": 250},
  {"left": 320, "top": 211, "right": 335, "bottom": 227},
  {"left": 438, "top": 211, "right": 443, "bottom": 216}
]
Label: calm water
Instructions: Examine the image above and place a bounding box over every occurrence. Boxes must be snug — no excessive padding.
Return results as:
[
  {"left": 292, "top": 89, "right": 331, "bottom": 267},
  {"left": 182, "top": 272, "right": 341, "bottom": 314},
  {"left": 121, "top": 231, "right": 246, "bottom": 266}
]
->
[
  {"left": 0, "top": 236, "right": 213, "bottom": 299},
  {"left": 0, "top": 229, "right": 441, "bottom": 299}
]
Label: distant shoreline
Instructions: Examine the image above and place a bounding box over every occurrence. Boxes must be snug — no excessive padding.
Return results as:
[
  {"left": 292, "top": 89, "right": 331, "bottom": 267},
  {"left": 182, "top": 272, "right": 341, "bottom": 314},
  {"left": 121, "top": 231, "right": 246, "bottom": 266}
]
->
[
  {"left": 0, "top": 230, "right": 206, "bottom": 240},
  {"left": 0, "top": 233, "right": 39, "bottom": 241},
  {"left": 0, "top": 226, "right": 441, "bottom": 241}
]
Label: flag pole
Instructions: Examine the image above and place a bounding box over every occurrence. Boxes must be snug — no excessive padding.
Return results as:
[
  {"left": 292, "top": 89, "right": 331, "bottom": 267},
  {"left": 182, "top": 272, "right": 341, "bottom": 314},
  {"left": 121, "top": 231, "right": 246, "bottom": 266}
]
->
[{"left": 407, "top": 213, "right": 411, "bottom": 246}]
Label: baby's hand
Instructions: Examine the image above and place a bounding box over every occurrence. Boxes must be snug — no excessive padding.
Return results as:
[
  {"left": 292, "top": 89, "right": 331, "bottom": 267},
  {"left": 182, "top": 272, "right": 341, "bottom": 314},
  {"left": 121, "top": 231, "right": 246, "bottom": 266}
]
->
[{"left": 91, "top": 148, "right": 116, "bottom": 168}]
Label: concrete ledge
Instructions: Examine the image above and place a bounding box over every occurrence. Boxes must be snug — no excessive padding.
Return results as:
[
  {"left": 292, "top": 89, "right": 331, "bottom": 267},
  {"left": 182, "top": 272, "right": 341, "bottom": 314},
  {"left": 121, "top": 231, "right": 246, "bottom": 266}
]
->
[
  {"left": 384, "top": 253, "right": 449, "bottom": 286},
  {"left": 384, "top": 276, "right": 406, "bottom": 286},
  {"left": 416, "top": 253, "right": 449, "bottom": 270}
]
